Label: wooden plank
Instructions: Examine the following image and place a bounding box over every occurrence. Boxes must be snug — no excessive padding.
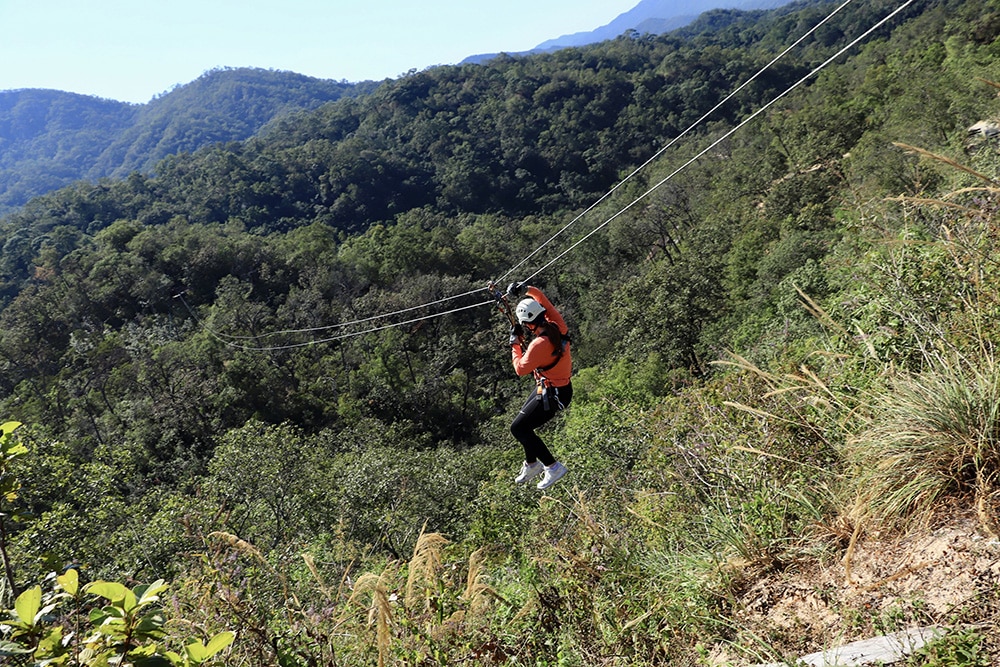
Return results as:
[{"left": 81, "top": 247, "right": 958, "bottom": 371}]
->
[{"left": 756, "top": 626, "right": 947, "bottom": 666}]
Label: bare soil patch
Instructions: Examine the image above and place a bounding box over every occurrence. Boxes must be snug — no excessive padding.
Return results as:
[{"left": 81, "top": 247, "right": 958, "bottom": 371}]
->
[{"left": 710, "top": 515, "right": 1000, "bottom": 665}]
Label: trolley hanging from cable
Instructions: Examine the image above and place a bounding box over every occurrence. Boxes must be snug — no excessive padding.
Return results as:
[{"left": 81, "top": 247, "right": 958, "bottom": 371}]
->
[{"left": 488, "top": 280, "right": 525, "bottom": 350}]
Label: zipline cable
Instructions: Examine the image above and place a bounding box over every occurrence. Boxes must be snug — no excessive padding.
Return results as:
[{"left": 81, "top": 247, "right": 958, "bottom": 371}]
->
[
  {"left": 203, "top": 0, "right": 861, "bottom": 347},
  {"left": 206, "top": 286, "right": 488, "bottom": 341},
  {"left": 176, "top": 291, "right": 494, "bottom": 351},
  {"left": 520, "top": 0, "right": 917, "bottom": 285},
  {"left": 496, "top": 0, "right": 857, "bottom": 285}
]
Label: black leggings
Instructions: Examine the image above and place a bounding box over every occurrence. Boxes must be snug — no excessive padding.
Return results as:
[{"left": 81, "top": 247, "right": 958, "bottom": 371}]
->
[{"left": 510, "top": 383, "right": 573, "bottom": 467}]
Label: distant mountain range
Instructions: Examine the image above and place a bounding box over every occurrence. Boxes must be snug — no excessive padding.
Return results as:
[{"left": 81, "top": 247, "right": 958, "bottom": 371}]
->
[
  {"left": 463, "top": 0, "right": 795, "bottom": 64},
  {"left": 0, "top": 68, "right": 376, "bottom": 215}
]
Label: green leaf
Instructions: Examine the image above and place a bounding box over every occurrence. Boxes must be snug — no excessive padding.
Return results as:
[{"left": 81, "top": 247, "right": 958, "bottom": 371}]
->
[
  {"left": 85, "top": 581, "right": 127, "bottom": 603},
  {"left": 1, "top": 441, "right": 27, "bottom": 457},
  {"left": 88, "top": 608, "right": 111, "bottom": 624},
  {"left": 101, "top": 605, "right": 126, "bottom": 618},
  {"left": 136, "top": 611, "right": 167, "bottom": 639},
  {"left": 0, "top": 422, "right": 26, "bottom": 458},
  {"left": 0, "top": 639, "right": 33, "bottom": 655},
  {"left": 13, "top": 586, "right": 41, "bottom": 626},
  {"left": 184, "top": 640, "right": 208, "bottom": 662},
  {"left": 35, "top": 626, "right": 65, "bottom": 658},
  {"left": 57, "top": 569, "right": 79, "bottom": 597},
  {"left": 6, "top": 440, "right": 26, "bottom": 452},
  {"left": 135, "top": 579, "right": 168, "bottom": 605},
  {"left": 203, "top": 631, "right": 234, "bottom": 658},
  {"left": 85, "top": 580, "right": 138, "bottom": 610},
  {"left": 0, "top": 422, "right": 22, "bottom": 437},
  {"left": 182, "top": 631, "right": 235, "bottom": 665}
]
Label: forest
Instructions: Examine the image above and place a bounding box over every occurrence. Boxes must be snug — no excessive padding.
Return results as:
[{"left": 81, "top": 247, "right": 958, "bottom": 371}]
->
[
  {"left": 0, "top": 68, "right": 375, "bottom": 215},
  {"left": 2, "top": 0, "right": 1000, "bottom": 663}
]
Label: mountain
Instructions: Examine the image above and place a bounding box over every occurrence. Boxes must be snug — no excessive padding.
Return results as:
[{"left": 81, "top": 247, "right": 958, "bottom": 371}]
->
[
  {"left": 0, "top": 68, "right": 376, "bottom": 215},
  {"left": 535, "top": 0, "right": 796, "bottom": 49},
  {"left": 0, "top": 90, "right": 136, "bottom": 215},
  {"left": 462, "top": 0, "right": 797, "bottom": 65}
]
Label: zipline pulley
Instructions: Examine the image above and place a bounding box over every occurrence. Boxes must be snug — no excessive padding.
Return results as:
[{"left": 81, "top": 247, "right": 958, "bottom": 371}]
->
[{"left": 488, "top": 280, "right": 525, "bottom": 349}]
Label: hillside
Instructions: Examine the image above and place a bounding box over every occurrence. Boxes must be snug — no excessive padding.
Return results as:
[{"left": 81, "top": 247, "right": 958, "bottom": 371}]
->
[
  {"left": 1, "top": 0, "right": 1000, "bottom": 664},
  {"left": 0, "top": 67, "right": 376, "bottom": 215}
]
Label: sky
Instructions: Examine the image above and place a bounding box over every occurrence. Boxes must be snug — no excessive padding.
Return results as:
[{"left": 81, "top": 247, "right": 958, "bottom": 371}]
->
[{"left": 0, "top": 0, "right": 640, "bottom": 104}]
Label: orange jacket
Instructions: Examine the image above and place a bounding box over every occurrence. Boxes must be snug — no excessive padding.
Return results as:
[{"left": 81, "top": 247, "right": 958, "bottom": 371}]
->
[{"left": 511, "top": 286, "right": 572, "bottom": 387}]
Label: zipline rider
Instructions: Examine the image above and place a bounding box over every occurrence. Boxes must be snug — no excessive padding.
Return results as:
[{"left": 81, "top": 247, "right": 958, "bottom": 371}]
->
[{"left": 506, "top": 283, "right": 572, "bottom": 490}]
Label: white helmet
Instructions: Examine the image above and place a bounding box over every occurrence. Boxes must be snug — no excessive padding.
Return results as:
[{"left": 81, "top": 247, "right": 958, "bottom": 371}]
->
[{"left": 515, "top": 298, "right": 546, "bottom": 324}]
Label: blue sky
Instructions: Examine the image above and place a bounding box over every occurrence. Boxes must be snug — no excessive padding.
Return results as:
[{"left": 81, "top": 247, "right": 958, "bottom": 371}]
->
[{"left": 0, "top": 0, "right": 639, "bottom": 104}]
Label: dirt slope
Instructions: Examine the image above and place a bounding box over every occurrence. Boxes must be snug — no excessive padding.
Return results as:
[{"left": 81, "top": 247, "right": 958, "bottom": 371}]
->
[{"left": 709, "top": 514, "right": 1000, "bottom": 665}]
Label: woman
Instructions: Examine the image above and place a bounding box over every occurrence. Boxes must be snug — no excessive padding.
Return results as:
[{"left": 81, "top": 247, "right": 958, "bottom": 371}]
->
[{"left": 506, "top": 283, "right": 572, "bottom": 490}]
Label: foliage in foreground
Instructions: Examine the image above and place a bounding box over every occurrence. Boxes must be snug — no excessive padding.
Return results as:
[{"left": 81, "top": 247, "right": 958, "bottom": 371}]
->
[
  {"left": 0, "top": 422, "right": 233, "bottom": 666},
  {"left": 0, "top": 571, "right": 233, "bottom": 667}
]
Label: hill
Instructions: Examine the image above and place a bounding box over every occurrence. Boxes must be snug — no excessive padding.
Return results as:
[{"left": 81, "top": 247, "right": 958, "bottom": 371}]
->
[
  {"left": 0, "top": 67, "right": 376, "bottom": 215},
  {"left": 535, "top": 0, "right": 795, "bottom": 49},
  {"left": 1, "top": 0, "right": 1000, "bottom": 664}
]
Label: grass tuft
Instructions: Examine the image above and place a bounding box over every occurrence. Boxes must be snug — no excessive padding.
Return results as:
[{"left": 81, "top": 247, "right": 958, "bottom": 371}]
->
[
  {"left": 348, "top": 568, "right": 395, "bottom": 667},
  {"left": 847, "top": 352, "right": 1000, "bottom": 530},
  {"left": 405, "top": 524, "right": 450, "bottom": 610}
]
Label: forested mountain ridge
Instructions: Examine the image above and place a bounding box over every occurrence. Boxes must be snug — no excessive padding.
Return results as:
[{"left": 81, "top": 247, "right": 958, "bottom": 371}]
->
[
  {"left": 2, "top": 0, "right": 1000, "bottom": 663},
  {"left": 0, "top": 67, "right": 375, "bottom": 215}
]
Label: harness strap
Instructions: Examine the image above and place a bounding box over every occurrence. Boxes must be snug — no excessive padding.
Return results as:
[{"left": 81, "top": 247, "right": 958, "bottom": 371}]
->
[
  {"left": 533, "top": 331, "right": 570, "bottom": 399},
  {"left": 537, "top": 335, "right": 570, "bottom": 373},
  {"left": 534, "top": 382, "right": 565, "bottom": 411}
]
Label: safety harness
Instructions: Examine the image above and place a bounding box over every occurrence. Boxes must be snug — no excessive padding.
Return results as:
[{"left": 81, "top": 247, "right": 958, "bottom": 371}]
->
[{"left": 532, "top": 328, "right": 570, "bottom": 411}]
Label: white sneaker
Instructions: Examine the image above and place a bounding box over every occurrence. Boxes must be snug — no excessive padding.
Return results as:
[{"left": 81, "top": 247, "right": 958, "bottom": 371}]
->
[
  {"left": 536, "top": 462, "right": 568, "bottom": 490},
  {"left": 515, "top": 460, "right": 543, "bottom": 484}
]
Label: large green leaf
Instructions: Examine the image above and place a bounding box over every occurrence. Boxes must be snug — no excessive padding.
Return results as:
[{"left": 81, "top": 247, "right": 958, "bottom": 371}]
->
[
  {"left": 135, "top": 611, "right": 167, "bottom": 639},
  {"left": 0, "top": 422, "right": 22, "bottom": 437},
  {"left": 184, "top": 640, "right": 209, "bottom": 662},
  {"left": 13, "top": 586, "right": 41, "bottom": 626},
  {"left": 203, "top": 631, "right": 235, "bottom": 657},
  {"left": 182, "top": 631, "right": 236, "bottom": 664},
  {"left": 85, "top": 581, "right": 127, "bottom": 602},
  {"left": 35, "top": 626, "right": 65, "bottom": 659},
  {"left": 135, "top": 579, "right": 168, "bottom": 606},
  {"left": 0, "top": 422, "right": 25, "bottom": 458},
  {"left": 85, "top": 581, "right": 137, "bottom": 610},
  {"left": 56, "top": 569, "right": 79, "bottom": 597}
]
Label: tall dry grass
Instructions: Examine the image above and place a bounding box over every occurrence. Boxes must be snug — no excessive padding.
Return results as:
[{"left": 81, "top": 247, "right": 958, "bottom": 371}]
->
[
  {"left": 843, "top": 147, "right": 1000, "bottom": 533},
  {"left": 717, "top": 146, "right": 1000, "bottom": 546},
  {"left": 348, "top": 568, "right": 394, "bottom": 667},
  {"left": 846, "top": 351, "right": 1000, "bottom": 531}
]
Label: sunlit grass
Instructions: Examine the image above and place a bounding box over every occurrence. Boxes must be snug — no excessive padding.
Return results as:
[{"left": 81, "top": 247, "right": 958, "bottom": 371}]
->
[{"left": 847, "top": 352, "right": 1000, "bottom": 529}]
